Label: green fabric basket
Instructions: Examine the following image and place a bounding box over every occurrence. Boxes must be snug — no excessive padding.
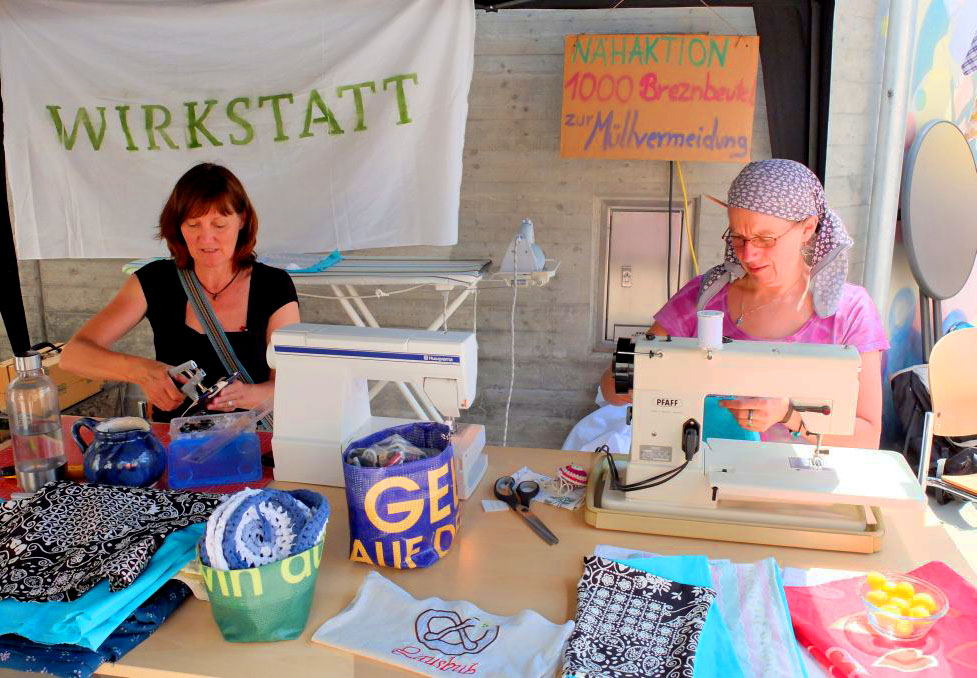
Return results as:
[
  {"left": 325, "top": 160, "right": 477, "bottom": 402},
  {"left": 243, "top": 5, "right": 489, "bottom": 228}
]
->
[{"left": 199, "top": 540, "right": 323, "bottom": 642}]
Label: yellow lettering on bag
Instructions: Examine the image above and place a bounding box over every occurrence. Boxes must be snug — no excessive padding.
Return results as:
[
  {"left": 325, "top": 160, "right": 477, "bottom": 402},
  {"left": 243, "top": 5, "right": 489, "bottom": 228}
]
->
[
  {"left": 404, "top": 536, "right": 423, "bottom": 568},
  {"left": 281, "top": 550, "right": 312, "bottom": 584},
  {"left": 365, "top": 477, "right": 423, "bottom": 532},
  {"left": 450, "top": 457, "right": 459, "bottom": 509},
  {"left": 215, "top": 569, "right": 230, "bottom": 596},
  {"left": 230, "top": 568, "right": 263, "bottom": 597},
  {"left": 428, "top": 463, "right": 451, "bottom": 523},
  {"left": 434, "top": 524, "right": 456, "bottom": 557},
  {"left": 374, "top": 541, "right": 388, "bottom": 567},
  {"left": 202, "top": 563, "right": 214, "bottom": 591},
  {"left": 349, "top": 539, "right": 374, "bottom": 565},
  {"left": 313, "top": 542, "right": 324, "bottom": 568},
  {"left": 392, "top": 540, "right": 403, "bottom": 568}
]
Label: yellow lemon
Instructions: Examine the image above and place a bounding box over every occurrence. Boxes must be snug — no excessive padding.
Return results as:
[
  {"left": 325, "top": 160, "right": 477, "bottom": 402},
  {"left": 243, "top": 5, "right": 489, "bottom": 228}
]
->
[
  {"left": 879, "top": 603, "right": 902, "bottom": 615},
  {"left": 865, "top": 590, "right": 889, "bottom": 607},
  {"left": 882, "top": 580, "right": 899, "bottom": 595},
  {"left": 908, "top": 606, "right": 931, "bottom": 619},
  {"left": 887, "top": 597, "right": 911, "bottom": 615},
  {"left": 866, "top": 571, "right": 887, "bottom": 590},
  {"left": 894, "top": 620, "right": 916, "bottom": 639},
  {"left": 878, "top": 603, "right": 903, "bottom": 629},
  {"left": 911, "top": 592, "right": 938, "bottom": 614},
  {"left": 894, "top": 581, "right": 916, "bottom": 600}
]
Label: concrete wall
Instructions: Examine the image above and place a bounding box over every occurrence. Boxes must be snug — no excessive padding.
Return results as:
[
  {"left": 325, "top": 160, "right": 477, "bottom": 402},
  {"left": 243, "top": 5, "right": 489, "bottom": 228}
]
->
[
  {"left": 4, "top": 3, "right": 887, "bottom": 451},
  {"left": 822, "top": 0, "right": 887, "bottom": 282}
]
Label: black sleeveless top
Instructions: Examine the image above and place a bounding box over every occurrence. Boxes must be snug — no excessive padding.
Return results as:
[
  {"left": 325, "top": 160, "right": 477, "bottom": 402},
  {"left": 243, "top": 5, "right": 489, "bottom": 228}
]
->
[{"left": 134, "top": 259, "right": 298, "bottom": 421}]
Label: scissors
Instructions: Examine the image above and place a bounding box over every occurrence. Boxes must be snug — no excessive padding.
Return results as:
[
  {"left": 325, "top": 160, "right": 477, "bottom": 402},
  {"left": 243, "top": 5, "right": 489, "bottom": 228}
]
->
[{"left": 493, "top": 476, "right": 559, "bottom": 545}]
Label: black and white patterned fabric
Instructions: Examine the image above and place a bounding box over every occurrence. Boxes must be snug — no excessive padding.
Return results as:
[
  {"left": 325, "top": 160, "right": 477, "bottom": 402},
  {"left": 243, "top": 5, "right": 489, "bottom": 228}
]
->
[
  {"left": 698, "top": 158, "right": 854, "bottom": 318},
  {"left": 562, "top": 557, "right": 715, "bottom": 678},
  {"left": 0, "top": 481, "right": 222, "bottom": 602}
]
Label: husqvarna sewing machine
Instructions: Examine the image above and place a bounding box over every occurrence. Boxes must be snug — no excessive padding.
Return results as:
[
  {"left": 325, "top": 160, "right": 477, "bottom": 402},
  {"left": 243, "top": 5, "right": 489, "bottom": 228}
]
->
[
  {"left": 585, "top": 324, "right": 926, "bottom": 553},
  {"left": 267, "top": 324, "right": 487, "bottom": 494}
]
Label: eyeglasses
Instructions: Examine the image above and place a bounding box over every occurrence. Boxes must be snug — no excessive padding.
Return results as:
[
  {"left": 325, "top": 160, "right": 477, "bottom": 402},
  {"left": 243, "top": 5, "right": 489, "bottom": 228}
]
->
[{"left": 722, "top": 222, "right": 800, "bottom": 250}]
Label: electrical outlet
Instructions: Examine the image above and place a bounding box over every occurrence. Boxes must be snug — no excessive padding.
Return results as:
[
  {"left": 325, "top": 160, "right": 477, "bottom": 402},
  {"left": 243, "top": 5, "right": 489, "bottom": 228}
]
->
[{"left": 621, "top": 265, "right": 633, "bottom": 288}]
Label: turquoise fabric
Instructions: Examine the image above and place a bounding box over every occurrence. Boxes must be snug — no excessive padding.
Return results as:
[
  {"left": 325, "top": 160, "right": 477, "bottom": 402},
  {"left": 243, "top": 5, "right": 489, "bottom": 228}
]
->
[
  {"left": 703, "top": 395, "right": 761, "bottom": 442},
  {"left": 617, "top": 555, "right": 746, "bottom": 678},
  {"left": 0, "top": 524, "right": 203, "bottom": 650}
]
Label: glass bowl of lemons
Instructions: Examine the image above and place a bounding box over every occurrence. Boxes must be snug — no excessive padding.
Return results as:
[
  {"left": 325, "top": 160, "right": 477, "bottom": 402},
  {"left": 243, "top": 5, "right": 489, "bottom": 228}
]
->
[{"left": 860, "top": 571, "right": 948, "bottom": 641}]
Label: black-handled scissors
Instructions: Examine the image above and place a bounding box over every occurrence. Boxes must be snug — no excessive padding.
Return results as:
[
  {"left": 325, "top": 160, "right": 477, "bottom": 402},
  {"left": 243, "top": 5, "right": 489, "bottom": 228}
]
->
[{"left": 493, "top": 476, "right": 559, "bottom": 545}]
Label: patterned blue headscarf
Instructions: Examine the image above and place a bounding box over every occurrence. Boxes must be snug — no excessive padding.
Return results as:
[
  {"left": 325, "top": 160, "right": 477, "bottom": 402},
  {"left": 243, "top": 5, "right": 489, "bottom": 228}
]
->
[{"left": 698, "top": 158, "right": 853, "bottom": 318}]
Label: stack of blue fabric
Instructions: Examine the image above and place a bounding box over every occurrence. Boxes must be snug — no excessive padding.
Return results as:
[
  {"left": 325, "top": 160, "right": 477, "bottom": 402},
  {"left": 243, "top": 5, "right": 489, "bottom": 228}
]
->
[
  {"left": 0, "top": 481, "right": 223, "bottom": 678},
  {"left": 593, "top": 545, "right": 809, "bottom": 677},
  {"left": 0, "top": 524, "right": 203, "bottom": 677}
]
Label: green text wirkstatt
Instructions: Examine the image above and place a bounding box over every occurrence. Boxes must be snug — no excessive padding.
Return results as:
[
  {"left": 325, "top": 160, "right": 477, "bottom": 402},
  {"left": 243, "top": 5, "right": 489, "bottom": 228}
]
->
[{"left": 45, "top": 74, "right": 419, "bottom": 151}]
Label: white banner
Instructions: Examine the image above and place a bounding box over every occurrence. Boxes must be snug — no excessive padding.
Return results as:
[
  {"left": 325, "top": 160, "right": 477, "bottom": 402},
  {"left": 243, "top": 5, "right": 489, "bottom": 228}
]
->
[{"left": 0, "top": 0, "right": 474, "bottom": 259}]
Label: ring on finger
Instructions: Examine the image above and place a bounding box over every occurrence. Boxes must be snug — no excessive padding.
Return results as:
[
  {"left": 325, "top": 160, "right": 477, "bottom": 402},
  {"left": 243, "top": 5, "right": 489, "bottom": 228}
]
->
[{"left": 747, "top": 409, "right": 754, "bottom": 424}]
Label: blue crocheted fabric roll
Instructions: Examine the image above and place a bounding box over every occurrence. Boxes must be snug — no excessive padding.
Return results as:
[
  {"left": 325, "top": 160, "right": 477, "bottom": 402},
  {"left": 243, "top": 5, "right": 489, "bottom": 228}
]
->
[{"left": 200, "top": 489, "right": 329, "bottom": 570}]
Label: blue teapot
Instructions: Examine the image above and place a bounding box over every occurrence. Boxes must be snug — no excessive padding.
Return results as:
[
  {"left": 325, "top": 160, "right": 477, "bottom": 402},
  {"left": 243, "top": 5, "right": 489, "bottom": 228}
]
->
[{"left": 71, "top": 417, "right": 166, "bottom": 488}]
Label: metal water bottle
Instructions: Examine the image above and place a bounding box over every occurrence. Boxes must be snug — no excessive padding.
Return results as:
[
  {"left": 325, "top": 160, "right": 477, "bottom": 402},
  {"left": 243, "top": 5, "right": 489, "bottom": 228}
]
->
[{"left": 6, "top": 351, "right": 66, "bottom": 492}]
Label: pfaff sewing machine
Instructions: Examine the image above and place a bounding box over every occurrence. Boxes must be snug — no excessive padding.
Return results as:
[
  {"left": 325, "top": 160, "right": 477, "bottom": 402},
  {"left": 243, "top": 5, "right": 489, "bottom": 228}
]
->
[
  {"left": 585, "top": 330, "right": 926, "bottom": 553},
  {"left": 267, "top": 324, "right": 487, "bottom": 494}
]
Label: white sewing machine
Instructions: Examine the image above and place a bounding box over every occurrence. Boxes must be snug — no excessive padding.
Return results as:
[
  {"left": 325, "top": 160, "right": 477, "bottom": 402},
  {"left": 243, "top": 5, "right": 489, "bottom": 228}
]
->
[
  {"left": 586, "top": 330, "right": 926, "bottom": 553},
  {"left": 267, "top": 324, "right": 487, "bottom": 495}
]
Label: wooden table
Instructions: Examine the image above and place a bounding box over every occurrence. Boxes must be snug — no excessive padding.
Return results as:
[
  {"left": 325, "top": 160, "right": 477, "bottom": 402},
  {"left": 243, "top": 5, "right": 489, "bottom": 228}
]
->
[{"left": 97, "top": 446, "right": 975, "bottom": 677}]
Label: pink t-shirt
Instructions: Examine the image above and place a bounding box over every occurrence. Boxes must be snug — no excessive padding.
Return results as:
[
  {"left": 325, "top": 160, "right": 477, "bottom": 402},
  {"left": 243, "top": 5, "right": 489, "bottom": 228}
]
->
[
  {"left": 655, "top": 275, "right": 889, "bottom": 442},
  {"left": 654, "top": 275, "right": 889, "bottom": 353}
]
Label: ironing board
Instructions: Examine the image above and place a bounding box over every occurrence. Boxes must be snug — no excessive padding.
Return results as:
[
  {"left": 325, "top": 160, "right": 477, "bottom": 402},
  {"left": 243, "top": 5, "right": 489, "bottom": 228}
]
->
[{"left": 288, "top": 256, "right": 492, "bottom": 422}]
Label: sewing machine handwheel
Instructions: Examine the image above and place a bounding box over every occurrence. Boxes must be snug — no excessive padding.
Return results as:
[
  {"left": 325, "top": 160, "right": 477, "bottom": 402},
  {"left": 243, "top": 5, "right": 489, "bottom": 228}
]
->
[{"left": 613, "top": 338, "right": 635, "bottom": 394}]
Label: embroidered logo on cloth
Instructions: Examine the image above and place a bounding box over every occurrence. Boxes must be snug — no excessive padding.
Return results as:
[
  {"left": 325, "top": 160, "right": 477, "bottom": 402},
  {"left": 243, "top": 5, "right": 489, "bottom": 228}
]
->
[
  {"left": 562, "top": 556, "right": 716, "bottom": 678},
  {"left": 414, "top": 609, "right": 500, "bottom": 656}
]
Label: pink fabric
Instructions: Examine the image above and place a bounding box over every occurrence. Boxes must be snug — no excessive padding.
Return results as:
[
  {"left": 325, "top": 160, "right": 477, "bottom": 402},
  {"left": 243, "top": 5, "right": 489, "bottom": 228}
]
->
[
  {"left": 785, "top": 561, "right": 977, "bottom": 677},
  {"left": 655, "top": 275, "right": 889, "bottom": 442},
  {"left": 655, "top": 275, "right": 889, "bottom": 353}
]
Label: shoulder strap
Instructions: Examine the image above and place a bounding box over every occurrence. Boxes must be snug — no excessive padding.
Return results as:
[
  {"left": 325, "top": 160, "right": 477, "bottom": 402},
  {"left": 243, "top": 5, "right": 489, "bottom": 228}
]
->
[{"left": 177, "top": 267, "right": 273, "bottom": 430}]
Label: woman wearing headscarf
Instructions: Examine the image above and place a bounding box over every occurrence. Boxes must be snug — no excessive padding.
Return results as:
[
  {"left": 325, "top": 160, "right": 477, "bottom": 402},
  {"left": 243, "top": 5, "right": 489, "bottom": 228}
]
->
[{"left": 600, "top": 159, "right": 888, "bottom": 448}]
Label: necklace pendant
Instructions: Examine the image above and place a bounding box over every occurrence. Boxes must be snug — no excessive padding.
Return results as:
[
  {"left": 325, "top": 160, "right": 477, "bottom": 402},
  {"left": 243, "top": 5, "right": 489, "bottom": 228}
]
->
[{"left": 735, "top": 314, "right": 744, "bottom": 326}]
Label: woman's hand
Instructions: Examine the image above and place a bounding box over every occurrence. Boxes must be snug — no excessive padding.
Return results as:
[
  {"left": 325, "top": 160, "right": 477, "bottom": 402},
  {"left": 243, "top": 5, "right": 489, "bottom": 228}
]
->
[
  {"left": 135, "top": 360, "right": 187, "bottom": 412},
  {"left": 207, "top": 381, "right": 274, "bottom": 412},
  {"left": 718, "top": 397, "right": 790, "bottom": 433}
]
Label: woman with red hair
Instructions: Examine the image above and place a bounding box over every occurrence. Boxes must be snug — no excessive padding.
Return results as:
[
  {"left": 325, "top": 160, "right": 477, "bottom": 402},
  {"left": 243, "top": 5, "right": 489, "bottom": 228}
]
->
[{"left": 62, "top": 163, "right": 300, "bottom": 422}]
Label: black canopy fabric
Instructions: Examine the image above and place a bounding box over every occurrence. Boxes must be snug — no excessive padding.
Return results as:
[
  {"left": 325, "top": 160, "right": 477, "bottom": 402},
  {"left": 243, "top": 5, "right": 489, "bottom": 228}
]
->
[
  {"left": 0, "top": 0, "right": 831, "bottom": 352},
  {"left": 0, "top": 90, "right": 30, "bottom": 355},
  {"left": 476, "top": 0, "right": 833, "bottom": 177}
]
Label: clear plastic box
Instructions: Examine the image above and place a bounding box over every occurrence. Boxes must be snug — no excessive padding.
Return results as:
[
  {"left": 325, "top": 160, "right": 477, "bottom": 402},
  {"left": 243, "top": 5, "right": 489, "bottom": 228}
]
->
[{"left": 167, "top": 412, "right": 261, "bottom": 489}]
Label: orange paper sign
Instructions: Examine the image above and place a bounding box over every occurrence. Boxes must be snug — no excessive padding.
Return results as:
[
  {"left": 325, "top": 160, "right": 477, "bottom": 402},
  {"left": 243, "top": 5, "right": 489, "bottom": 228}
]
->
[{"left": 560, "top": 34, "right": 760, "bottom": 162}]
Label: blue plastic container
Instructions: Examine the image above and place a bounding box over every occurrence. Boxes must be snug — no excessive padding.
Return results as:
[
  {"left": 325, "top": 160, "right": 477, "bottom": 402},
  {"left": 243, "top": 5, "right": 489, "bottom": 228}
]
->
[{"left": 167, "top": 413, "right": 262, "bottom": 489}]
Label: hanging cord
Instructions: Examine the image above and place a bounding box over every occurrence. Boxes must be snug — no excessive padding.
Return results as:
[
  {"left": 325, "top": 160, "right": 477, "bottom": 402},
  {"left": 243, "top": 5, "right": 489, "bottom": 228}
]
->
[
  {"left": 502, "top": 253, "right": 519, "bottom": 447},
  {"left": 441, "top": 290, "right": 449, "bottom": 333},
  {"left": 698, "top": 0, "right": 742, "bottom": 35},
  {"left": 675, "top": 164, "right": 683, "bottom": 294},
  {"left": 675, "top": 161, "right": 700, "bottom": 275},
  {"left": 667, "top": 160, "right": 674, "bottom": 298},
  {"left": 472, "top": 288, "right": 478, "bottom": 333}
]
